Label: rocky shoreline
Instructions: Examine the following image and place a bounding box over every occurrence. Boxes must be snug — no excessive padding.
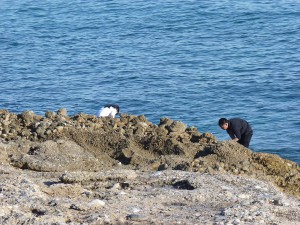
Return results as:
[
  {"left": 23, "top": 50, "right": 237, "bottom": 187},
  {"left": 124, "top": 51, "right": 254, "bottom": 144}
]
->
[{"left": 0, "top": 109, "right": 299, "bottom": 224}]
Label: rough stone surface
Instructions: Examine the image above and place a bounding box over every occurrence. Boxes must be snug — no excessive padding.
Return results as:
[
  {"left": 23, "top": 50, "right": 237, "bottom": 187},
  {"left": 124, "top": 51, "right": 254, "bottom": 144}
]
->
[
  {"left": 0, "top": 165, "right": 299, "bottom": 225},
  {"left": 0, "top": 109, "right": 299, "bottom": 224}
]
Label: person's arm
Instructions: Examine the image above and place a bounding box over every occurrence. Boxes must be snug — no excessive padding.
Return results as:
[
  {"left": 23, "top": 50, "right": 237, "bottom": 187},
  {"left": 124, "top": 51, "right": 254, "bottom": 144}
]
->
[
  {"left": 227, "top": 129, "right": 239, "bottom": 142},
  {"left": 232, "top": 126, "right": 241, "bottom": 142},
  {"left": 227, "top": 130, "right": 236, "bottom": 140},
  {"left": 108, "top": 107, "right": 118, "bottom": 118}
]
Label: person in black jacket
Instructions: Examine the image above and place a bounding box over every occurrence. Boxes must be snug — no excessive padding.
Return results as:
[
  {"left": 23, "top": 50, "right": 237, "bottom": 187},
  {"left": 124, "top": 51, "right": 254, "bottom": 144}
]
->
[{"left": 218, "top": 118, "right": 253, "bottom": 148}]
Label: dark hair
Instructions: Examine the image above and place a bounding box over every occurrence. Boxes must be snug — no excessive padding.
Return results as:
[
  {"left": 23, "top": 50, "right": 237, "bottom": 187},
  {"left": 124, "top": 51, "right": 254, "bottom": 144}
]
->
[
  {"left": 104, "top": 104, "right": 120, "bottom": 114},
  {"left": 218, "top": 118, "right": 228, "bottom": 127},
  {"left": 114, "top": 105, "right": 120, "bottom": 114}
]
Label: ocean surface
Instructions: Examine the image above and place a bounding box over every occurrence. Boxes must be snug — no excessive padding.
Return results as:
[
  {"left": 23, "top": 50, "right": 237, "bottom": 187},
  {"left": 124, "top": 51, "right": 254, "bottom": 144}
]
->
[{"left": 0, "top": 0, "right": 299, "bottom": 164}]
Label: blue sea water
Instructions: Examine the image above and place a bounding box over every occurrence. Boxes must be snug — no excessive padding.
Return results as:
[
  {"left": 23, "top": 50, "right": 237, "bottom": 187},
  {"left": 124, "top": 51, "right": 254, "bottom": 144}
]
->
[{"left": 0, "top": 0, "right": 299, "bottom": 164}]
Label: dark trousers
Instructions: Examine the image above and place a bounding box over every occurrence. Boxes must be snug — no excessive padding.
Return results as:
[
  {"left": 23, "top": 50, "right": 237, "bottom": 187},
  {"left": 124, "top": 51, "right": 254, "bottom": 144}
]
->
[{"left": 238, "top": 132, "right": 253, "bottom": 148}]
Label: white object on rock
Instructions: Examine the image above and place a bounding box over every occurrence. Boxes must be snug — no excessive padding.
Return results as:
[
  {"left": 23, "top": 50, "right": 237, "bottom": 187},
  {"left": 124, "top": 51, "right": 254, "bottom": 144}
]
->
[{"left": 88, "top": 199, "right": 105, "bottom": 209}]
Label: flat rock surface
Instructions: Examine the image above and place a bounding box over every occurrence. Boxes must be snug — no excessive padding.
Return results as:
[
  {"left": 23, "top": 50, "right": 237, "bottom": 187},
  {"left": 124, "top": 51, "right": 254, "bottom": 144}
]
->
[{"left": 0, "top": 165, "right": 300, "bottom": 225}]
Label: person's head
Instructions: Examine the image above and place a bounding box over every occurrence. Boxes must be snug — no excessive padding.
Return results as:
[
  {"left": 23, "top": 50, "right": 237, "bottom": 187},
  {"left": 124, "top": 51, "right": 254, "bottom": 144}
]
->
[
  {"left": 114, "top": 105, "right": 120, "bottom": 114},
  {"left": 218, "top": 118, "right": 229, "bottom": 130},
  {"left": 104, "top": 104, "right": 120, "bottom": 114}
]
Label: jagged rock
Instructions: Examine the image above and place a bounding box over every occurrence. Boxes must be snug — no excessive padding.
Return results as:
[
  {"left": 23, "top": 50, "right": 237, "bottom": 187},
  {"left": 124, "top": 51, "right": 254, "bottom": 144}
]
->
[
  {"left": 45, "top": 111, "right": 56, "bottom": 119},
  {"left": 167, "top": 121, "right": 187, "bottom": 133},
  {"left": 57, "top": 108, "right": 68, "bottom": 117},
  {"left": 0, "top": 109, "right": 299, "bottom": 196},
  {"left": 0, "top": 108, "right": 299, "bottom": 224}
]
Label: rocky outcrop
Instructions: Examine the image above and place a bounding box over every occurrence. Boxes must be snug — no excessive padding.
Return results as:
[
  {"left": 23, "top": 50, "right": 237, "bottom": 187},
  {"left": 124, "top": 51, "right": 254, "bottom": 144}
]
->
[
  {"left": 0, "top": 108, "right": 300, "bottom": 224},
  {"left": 0, "top": 109, "right": 299, "bottom": 197}
]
